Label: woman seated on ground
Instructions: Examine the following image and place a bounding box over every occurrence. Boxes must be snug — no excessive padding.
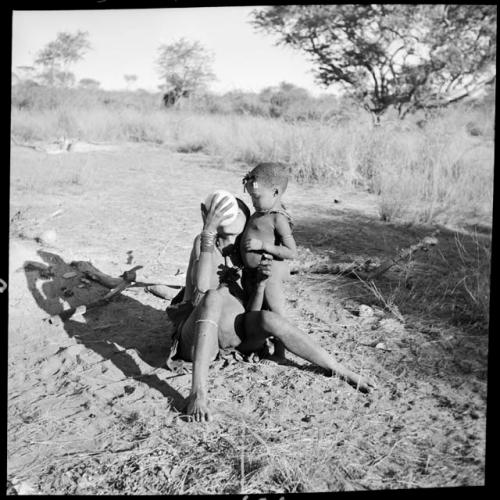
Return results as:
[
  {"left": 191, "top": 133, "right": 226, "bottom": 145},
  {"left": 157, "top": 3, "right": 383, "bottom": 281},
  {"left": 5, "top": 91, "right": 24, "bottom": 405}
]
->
[{"left": 166, "top": 194, "right": 375, "bottom": 422}]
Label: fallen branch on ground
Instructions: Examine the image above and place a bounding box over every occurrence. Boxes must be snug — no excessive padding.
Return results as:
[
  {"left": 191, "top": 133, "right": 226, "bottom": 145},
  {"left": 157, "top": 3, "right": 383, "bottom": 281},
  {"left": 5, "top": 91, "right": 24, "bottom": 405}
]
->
[
  {"left": 291, "top": 260, "right": 376, "bottom": 276},
  {"left": 366, "top": 231, "right": 439, "bottom": 280},
  {"left": 291, "top": 231, "right": 439, "bottom": 280},
  {"left": 70, "top": 261, "right": 181, "bottom": 290}
]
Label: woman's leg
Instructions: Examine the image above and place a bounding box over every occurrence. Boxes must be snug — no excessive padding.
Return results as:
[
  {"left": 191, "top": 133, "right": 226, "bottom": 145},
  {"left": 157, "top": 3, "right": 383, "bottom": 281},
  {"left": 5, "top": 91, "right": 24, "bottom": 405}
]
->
[
  {"left": 179, "top": 291, "right": 222, "bottom": 421},
  {"left": 241, "top": 311, "right": 375, "bottom": 393},
  {"left": 179, "top": 287, "right": 245, "bottom": 421}
]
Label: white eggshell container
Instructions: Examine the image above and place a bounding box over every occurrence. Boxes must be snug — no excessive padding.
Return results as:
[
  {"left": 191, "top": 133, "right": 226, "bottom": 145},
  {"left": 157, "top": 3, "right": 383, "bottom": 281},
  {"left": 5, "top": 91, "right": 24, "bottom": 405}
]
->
[{"left": 204, "top": 190, "right": 239, "bottom": 226}]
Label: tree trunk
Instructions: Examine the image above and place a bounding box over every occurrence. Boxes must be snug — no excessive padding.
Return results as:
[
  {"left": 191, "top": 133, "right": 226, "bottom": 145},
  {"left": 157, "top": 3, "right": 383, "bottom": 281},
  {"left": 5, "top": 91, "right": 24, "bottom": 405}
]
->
[{"left": 371, "top": 111, "right": 381, "bottom": 127}]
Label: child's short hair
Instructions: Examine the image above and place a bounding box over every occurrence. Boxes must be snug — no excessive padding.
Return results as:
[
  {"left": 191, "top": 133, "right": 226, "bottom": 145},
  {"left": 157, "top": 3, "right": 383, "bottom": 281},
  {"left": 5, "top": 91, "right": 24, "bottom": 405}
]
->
[{"left": 245, "top": 162, "right": 289, "bottom": 192}]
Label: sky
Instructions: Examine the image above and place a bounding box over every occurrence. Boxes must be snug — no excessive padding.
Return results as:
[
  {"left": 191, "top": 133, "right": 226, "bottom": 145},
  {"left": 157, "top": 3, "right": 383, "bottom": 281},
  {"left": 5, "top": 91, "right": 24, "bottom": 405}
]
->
[{"left": 11, "top": 7, "right": 330, "bottom": 95}]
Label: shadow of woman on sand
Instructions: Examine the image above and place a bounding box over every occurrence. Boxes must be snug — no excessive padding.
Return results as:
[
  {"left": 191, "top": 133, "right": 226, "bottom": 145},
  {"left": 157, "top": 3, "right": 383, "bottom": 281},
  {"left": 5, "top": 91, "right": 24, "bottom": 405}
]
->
[{"left": 23, "top": 249, "right": 185, "bottom": 412}]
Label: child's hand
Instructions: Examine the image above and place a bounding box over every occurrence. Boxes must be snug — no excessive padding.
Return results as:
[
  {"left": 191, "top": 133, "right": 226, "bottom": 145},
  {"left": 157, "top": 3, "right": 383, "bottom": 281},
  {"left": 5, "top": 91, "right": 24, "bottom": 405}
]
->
[
  {"left": 244, "top": 238, "right": 264, "bottom": 252},
  {"left": 257, "top": 253, "right": 273, "bottom": 281}
]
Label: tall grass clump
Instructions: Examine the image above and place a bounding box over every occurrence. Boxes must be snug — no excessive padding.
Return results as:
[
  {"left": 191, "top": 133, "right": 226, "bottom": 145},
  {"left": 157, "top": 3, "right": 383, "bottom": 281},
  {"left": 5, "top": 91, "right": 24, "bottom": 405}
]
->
[
  {"left": 11, "top": 107, "right": 169, "bottom": 144},
  {"left": 159, "top": 112, "right": 371, "bottom": 184},
  {"left": 337, "top": 99, "right": 494, "bottom": 228},
  {"left": 452, "top": 231, "right": 491, "bottom": 327},
  {"left": 366, "top": 115, "right": 494, "bottom": 227}
]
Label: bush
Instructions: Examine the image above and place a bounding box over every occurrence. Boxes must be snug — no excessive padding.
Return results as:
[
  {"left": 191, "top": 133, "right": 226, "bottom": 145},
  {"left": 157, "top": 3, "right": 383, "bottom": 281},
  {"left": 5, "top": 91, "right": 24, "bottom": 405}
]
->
[{"left": 11, "top": 83, "right": 163, "bottom": 113}]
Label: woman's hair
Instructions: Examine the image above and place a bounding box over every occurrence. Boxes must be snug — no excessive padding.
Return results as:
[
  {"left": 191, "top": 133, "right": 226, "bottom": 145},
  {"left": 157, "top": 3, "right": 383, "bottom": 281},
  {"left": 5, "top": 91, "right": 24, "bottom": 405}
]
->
[{"left": 236, "top": 197, "right": 251, "bottom": 221}]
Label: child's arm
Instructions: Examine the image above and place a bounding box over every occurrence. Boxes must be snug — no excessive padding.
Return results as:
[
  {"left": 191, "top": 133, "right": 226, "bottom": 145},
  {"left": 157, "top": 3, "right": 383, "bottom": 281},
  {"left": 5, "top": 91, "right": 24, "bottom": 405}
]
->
[{"left": 245, "top": 213, "right": 298, "bottom": 260}]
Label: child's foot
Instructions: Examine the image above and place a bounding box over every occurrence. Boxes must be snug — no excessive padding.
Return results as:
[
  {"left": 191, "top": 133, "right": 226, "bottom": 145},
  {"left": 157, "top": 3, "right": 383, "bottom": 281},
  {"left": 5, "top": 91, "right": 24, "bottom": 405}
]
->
[
  {"left": 245, "top": 352, "right": 262, "bottom": 364},
  {"left": 261, "top": 354, "right": 288, "bottom": 365},
  {"left": 258, "top": 358, "right": 275, "bottom": 366}
]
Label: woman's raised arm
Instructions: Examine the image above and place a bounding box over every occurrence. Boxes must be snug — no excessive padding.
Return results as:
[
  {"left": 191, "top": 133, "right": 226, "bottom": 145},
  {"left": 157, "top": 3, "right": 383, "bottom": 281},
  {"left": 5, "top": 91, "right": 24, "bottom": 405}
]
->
[{"left": 190, "top": 196, "right": 234, "bottom": 304}]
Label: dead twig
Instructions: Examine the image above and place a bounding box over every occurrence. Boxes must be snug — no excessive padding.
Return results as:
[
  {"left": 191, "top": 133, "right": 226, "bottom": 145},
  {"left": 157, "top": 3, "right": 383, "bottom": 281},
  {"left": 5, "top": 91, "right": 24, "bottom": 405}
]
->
[
  {"left": 367, "top": 231, "right": 439, "bottom": 280},
  {"left": 291, "top": 231, "right": 439, "bottom": 281},
  {"left": 369, "top": 438, "right": 405, "bottom": 467}
]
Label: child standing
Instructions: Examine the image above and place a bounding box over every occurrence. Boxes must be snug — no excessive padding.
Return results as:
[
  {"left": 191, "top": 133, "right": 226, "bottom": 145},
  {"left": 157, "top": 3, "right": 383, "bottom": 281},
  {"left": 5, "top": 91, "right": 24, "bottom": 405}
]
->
[{"left": 240, "top": 162, "right": 298, "bottom": 360}]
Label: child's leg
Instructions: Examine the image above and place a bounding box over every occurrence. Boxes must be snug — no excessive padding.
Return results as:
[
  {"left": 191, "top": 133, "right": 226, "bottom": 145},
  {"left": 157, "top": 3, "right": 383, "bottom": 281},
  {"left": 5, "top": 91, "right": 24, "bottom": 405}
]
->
[{"left": 263, "top": 280, "right": 287, "bottom": 359}]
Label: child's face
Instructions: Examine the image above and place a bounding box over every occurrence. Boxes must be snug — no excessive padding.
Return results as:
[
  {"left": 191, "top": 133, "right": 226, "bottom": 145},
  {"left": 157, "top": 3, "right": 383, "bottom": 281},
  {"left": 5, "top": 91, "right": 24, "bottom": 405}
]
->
[{"left": 245, "top": 180, "right": 278, "bottom": 212}]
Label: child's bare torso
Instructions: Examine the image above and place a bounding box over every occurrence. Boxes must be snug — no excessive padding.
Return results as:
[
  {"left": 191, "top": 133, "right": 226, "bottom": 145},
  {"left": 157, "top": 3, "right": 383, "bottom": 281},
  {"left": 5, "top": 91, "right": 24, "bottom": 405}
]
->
[{"left": 241, "top": 212, "right": 289, "bottom": 281}]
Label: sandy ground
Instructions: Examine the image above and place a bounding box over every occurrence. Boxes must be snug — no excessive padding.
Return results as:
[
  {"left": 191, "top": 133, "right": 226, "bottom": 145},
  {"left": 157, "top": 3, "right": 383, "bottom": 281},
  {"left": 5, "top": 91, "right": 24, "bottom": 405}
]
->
[{"left": 8, "top": 144, "right": 488, "bottom": 494}]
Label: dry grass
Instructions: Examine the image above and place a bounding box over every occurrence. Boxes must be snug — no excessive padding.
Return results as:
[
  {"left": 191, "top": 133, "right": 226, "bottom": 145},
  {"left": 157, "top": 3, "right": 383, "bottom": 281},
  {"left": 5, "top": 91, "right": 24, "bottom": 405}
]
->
[
  {"left": 11, "top": 101, "right": 493, "bottom": 230},
  {"left": 11, "top": 108, "right": 364, "bottom": 184},
  {"left": 345, "top": 229, "right": 491, "bottom": 332},
  {"left": 15, "top": 346, "right": 486, "bottom": 494},
  {"left": 372, "top": 121, "right": 493, "bottom": 227},
  {"left": 450, "top": 231, "right": 491, "bottom": 327}
]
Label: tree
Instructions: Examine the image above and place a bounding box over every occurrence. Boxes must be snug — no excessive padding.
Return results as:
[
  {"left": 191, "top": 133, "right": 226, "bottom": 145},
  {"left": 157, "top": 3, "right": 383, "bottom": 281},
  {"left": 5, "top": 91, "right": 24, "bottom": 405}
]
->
[
  {"left": 252, "top": 5, "right": 496, "bottom": 123},
  {"left": 15, "top": 65, "right": 36, "bottom": 82},
  {"left": 79, "top": 78, "right": 101, "bottom": 90},
  {"left": 156, "top": 38, "right": 215, "bottom": 106},
  {"left": 38, "top": 70, "right": 76, "bottom": 87},
  {"left": 34, "top": 30, "right": 91, "bottom": 87},
  {"left": 124, "top": 74, "right": 138, "bottom": 90},
  {"left": 260, "top": 81, "right": 311, "bottom": 118}
]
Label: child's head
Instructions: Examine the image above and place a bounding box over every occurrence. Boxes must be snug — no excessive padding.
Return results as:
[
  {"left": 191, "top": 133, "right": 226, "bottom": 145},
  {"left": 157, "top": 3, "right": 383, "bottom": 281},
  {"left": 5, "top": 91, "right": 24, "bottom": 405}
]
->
[{"left": 242, "top": 162, "right": 289, "bottom": 212}]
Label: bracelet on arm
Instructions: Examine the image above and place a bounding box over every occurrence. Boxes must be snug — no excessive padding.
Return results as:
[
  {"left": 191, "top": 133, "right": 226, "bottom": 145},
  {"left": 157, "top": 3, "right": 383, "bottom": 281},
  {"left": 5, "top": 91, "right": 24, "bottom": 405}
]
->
[
  {"left": 195, "top": 319, "right": 219, "bottom": 329},
  {"left": 200, "top": 230, "right": 217, "bottom": 253}
]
